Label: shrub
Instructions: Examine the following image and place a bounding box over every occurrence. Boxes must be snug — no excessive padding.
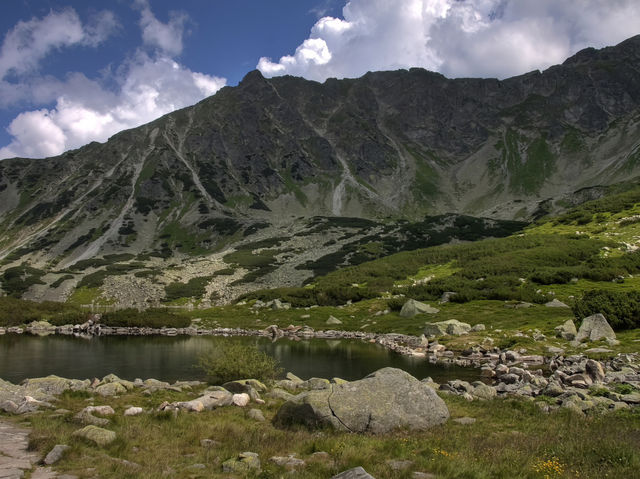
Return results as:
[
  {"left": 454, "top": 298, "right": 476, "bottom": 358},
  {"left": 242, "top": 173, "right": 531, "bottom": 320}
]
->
[
  {"left": 198, "top": 341, "right": 282, "bottom": 384},
  {"left": 572, "top": 289, "right": 640, "bottom": 330},
  {"left": 0, "top": 297, "right": 86, "bottom": 326},
  {"left": 164, "top": 276, "right": 212, "bottom": 301},
  {"left": 100, "top": 308, "right": 190, "bottom": 328},
  {"left": 387, "top": 297, "right": 405, "bottom": 311},
  {"left": 1, "top": 264, "right": 46, "bottom": 297}
]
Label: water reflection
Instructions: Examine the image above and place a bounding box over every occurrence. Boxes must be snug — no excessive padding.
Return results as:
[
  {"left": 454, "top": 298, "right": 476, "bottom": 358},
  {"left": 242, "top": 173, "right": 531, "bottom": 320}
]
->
[{"left": 0, "top": 335, "right": 478, "bottom": 384}]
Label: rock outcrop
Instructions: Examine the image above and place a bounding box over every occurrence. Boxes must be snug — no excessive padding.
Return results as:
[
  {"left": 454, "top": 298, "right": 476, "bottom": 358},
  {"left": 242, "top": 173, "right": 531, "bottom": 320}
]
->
[{"left": 274, "top": 368, "right": 449, "bottom": 433}]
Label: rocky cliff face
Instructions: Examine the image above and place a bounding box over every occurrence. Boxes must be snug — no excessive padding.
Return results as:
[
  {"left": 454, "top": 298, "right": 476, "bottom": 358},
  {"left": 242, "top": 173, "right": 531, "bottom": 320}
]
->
[{"left": 1, "top": 36, "right": 640, "bottom": 297}]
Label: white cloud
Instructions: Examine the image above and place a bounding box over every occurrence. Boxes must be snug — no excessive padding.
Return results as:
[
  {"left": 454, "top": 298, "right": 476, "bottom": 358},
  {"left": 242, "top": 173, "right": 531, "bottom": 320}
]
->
[
  {"left": 258, "top": 0, "right": 640, "bottom": 81},
  {"left": 0, "top": 53, "right": 225, "bottom": 159},
  {"left": 0, "top": 4, "right": 226, "bottom": 160},
  {"left": 0, "top": 8, "right": 118, "bottom": 78},
  {"left": 136, "top": 0, "right": 187, "bottom": 57}
]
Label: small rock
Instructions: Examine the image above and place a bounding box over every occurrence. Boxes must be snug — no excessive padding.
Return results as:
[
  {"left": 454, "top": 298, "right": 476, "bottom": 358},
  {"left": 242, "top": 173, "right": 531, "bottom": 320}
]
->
[
  {"left": 73, "top": 425, "right": 116, "bottom": 446},
  {"left": 232, "top": 393, "right": 250, "bottom": 407},
  {"left": 386, "top": 459, "right": 413, "bottom": 470},
  {"left": 200, "top": 439, "right": 221, "bottom": 448},
  {"left": 555, "top": 319, "right": 577, "bottom": 341},
  {"left": 247, "top": 408, "right": 265, "bottom": 421},
  {"left": 222, "top": 451, "right": 261, "bottom": 473},
  {"left": 270, "top": 454, "right": 306, "bottom": 470},
  {"left": 124, "top": 406, "right": 144, "bottom": 416},
  {"left": 44, "top": 444, "right": 70, "bottom": 465},
  {"left": 453, "top": 417, "right": 476, "bottom": 425},
  {"left": 326, "top": 315, "right": 342, "bottom": 325},
  {"left": 331, "top": 466, "right": 376, "bottom": 478},
  {"left": 585, "top": 359, "right": 605, "bottom": 383},
  {"left": 546, "top": 299, "right": 569, "bottom": 308},
  {"left": 400, "top": 299, "right": 439, "bottom": 318}
]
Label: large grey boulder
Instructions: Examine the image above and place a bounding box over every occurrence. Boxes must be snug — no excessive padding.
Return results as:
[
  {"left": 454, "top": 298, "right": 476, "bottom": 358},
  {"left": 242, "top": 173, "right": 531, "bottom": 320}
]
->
[
  {"left": 399, "top": 299, "right": 439, "bottom": 318},
  {"left": 575, "top": 314, "right": 616, "bottom": 342},
  {"left": 274, "top": 368, "right": 449, "bottom": 434}
]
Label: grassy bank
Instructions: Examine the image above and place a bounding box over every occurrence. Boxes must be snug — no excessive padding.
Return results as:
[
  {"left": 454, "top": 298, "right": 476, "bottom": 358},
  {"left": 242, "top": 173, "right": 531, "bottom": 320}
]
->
[{"left": 7, "top": 385, "right": 639, "bottom": 478}]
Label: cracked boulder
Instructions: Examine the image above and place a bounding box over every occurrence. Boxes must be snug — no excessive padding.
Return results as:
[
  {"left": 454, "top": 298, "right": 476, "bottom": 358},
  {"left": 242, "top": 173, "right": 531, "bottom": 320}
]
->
[{"left": 273, "top": 368, "right": 449, "bottom": 434}]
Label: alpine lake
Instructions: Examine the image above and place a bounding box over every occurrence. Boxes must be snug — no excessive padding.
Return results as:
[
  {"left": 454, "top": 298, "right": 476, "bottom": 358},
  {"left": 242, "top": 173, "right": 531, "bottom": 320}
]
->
[{"left": 0, "top": 333, "right": 479, "bottom": 384}]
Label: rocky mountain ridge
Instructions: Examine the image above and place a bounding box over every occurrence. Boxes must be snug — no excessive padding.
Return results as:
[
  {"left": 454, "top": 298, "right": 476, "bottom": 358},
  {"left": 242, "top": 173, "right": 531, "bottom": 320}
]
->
[{"left": 1, "top": 35, "right": 640, "bottom": 303}]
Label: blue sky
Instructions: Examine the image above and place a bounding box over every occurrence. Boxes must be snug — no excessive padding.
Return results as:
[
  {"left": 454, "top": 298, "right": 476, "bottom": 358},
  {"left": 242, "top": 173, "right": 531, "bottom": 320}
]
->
[{"left": 1, "top": 0, "right": 639, "bottom": 159}]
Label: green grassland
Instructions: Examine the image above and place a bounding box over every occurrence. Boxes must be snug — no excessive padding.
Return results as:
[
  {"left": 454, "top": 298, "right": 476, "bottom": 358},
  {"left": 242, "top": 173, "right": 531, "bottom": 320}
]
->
[{"left": 5, "top": 382, "right": 638, "bottom": 479}]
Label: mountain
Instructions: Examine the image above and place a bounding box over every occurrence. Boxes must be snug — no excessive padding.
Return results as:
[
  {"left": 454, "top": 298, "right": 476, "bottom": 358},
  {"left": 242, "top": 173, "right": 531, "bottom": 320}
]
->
[{"left": 1, "top": 35, "right": 640, "bottom": 305}]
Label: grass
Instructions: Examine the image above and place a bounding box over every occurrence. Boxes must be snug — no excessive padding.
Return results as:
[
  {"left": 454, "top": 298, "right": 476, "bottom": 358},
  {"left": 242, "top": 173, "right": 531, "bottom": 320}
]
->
[
  {"left": 67, "top": 287, "right": 114, "bottom": 307},
  {"left": 8, "top": 385, "right": 640, "bottom": 478}
]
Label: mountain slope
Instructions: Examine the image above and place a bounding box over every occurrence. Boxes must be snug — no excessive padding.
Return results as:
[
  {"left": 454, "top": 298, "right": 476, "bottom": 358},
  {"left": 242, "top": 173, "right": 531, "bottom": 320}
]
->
[{"left": 1, "top": 36, "right": 640, "bottom": 301}]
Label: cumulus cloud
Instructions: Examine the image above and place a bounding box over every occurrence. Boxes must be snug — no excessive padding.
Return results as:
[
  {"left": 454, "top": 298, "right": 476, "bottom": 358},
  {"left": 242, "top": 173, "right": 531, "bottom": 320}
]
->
[
  {"left": 0, "top": 4, "right": 226, "bottom": 159},
  {"left": 135, "top": 0, "right": 187, "bottom": 56},
  {"left": 258, "top": 0, "right": 640, "bottom": 81},
  {"left": 0, "top": 8, "right": 118, "bottom": 78}
]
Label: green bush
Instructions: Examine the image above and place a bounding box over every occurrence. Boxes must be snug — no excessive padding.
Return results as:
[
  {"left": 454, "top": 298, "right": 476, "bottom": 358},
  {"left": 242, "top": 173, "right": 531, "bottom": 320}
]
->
[
  {"left": 387, "top": 297, "right": 405, "bottom": 311},
  {"left": 0, "top": 297, "right": 86, "bottom": 326},
  {"left": 198, "top": 341, "right": 282, "bottom": 384},
  {"left": 1, "top": 264, "right": 46, "bottom": 297},
  {"left": 164, "top": 276, "right": 212, "bottom": 301},
  {"left": 572, "top": 289, "right": 640, "bottom": 330},
  {"left": 100, "top": 308, "right": 190, "bottom": 328}
]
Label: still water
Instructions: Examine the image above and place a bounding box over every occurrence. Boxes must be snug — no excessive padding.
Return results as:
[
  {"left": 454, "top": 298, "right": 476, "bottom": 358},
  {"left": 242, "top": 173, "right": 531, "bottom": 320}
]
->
[{"left": 0, "top": 334, "right": 478, "bottom": 384}]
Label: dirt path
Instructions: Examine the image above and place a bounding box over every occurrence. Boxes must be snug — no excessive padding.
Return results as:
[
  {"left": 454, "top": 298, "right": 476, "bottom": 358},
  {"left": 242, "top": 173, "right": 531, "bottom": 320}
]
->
[{"left": 0, "top": 420, "right": 73, "bottom": 479}]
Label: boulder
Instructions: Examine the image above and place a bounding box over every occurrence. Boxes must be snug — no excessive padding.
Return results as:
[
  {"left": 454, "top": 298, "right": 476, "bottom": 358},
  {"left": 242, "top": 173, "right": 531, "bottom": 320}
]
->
[
  {"left": 21, "top": 376, "right": 90, "bottom": 398},
  {"left": 95, "top": 382, "right": 126, "bottom": 397},
  {"left": 575, "top": 314, "right": 616, "bottom": 342},
  {"left": 301, "top": 377, "right": 331, "bottom": 390},
  {"left": 585, "top": 359, "right": 605, "bottom": 383},
  {"left": 44, "top": 444, "right": 70, "bottom": 465},
  {"left": 222, "top": 452, "right": 261, "bottom": 473},
  {"left": 555, "top": 319, "right": 577, "bottom": 341},
  {"left": 124, "top": 406, "right": 144, "bottom": 416},
  {"left": 270, "top": 454, "right": 306, "bottom": 470},
  {"left": 194, "top": 390, "right": 234, "bottom": 409},
  {"left": 248, "top": 408, "right": 265, "bottom": 422},
  {"left": 274, "top": 368, "right": 449, "bottom": 434},
  {"left": 232, "top": 393, "right": 250, "bottom": 407},
  {"left": 222, "top": 379, "right": 267, "bottom": 393},
  {"left": 399, "top": 299, "right": 439, "bottom": 318},
  {"left": 73, "top": 425, "right": 116, "bottom": 446},
  {"left": 546, "top": 299, "right": 570, "bottom": 308},
  {"left": 331, "top": 467, "right": 376, "bottom": 478},
  {"left": 326, "top": 315, "right": 342, "bottom": 325},
  {"left": 424, "top": 319, "right": 471, "bottom": 337}
]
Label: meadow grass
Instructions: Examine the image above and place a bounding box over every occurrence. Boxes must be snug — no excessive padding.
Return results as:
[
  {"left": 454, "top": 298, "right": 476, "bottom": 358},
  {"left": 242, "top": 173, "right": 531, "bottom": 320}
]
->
[{"left": 8, "top": 386, "right": 639, "bottom": 478}]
